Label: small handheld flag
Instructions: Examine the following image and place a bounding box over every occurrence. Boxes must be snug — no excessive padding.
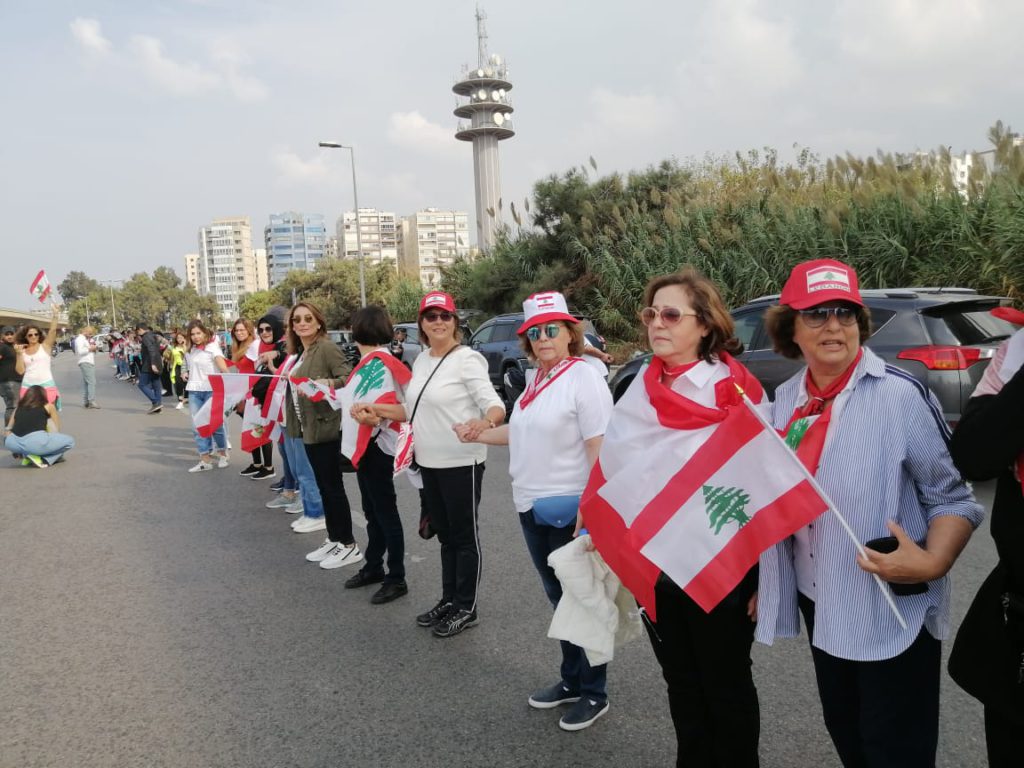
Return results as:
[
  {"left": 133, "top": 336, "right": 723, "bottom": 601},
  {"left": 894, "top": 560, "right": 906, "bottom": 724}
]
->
[{"left": 30, "top": 270, "right": 52, "bottom": 304}]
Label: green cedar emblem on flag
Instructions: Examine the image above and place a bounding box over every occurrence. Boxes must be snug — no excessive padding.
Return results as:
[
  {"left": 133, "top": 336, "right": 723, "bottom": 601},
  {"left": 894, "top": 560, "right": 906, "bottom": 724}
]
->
[
  {"left": 353, "top": 357, "right": 386, "bottom": 399},
  {"left": 785, "top": 417, "right": 811, "bottom": 450},
  {"left": 702, "top": 485, "right": 752, "bottom": 534}
]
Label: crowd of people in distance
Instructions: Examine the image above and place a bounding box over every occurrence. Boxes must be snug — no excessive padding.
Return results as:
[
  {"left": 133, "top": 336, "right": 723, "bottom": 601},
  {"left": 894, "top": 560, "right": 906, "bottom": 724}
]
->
[{"left": 3, "top": 257, "right": 1022, "bottom": 767}]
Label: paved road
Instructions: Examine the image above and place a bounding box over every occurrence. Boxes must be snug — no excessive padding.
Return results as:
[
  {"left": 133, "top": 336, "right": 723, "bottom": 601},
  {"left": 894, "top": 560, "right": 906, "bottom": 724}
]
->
[{"left": 2, "top": 355, "right": 995, "bottom": 767}]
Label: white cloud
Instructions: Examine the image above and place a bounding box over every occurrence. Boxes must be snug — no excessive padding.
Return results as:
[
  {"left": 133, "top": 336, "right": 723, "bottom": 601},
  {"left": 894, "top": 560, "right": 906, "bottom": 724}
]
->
[
  {"left": 128, "top": 35, "right": 221, "bottom": 97},
  {"left": 271, "top": 149, "right": 331, "bottom": 185},
  {"left": 70, "top": 18, "right": 111, "bottom": 56},
  {"left": 589, "top": 88, "right": 676, "bottom": 138},
  {"left": 387, "top": 111, "right": 459, "bottom": 156}
]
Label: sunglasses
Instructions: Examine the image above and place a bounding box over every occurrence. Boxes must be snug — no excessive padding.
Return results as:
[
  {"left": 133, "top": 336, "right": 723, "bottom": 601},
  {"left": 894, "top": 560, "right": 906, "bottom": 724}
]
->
[
  {"left": 291, "top": 314, "right": 315, "bottom": 324},
  {"left": 640, "top": 307, "right": 699, "bottom": 327},
  {"left": 423, "top": 311, "right": 454, "bottom": 323},
  {"left": 798, "top": 306, "right": 859, "bottom": 328},
  {"left": 525, "top": 323, "right": 562, "bottom": 342},
  {"left": 26, "top": 332, "right": 40, "bottom": 338},
  {"left": 258, "top": 325, "right": 273, "bottom": 332}
]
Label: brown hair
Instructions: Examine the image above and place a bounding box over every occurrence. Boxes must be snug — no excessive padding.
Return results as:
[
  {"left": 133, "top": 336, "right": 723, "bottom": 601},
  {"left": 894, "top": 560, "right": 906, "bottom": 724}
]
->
[
  {"left": 231, "top": 318, "right": 256, "bottom": 362},
  {"left": 15, "top": 325, "right": 43, "bottom": 346},
  {"left": 518, "top": 321, "right": 585, "bottom": 360},
  {"left": 642, "top": 267, "right": 742, "bottom": 363},
  {"left": 184, "top": 320, "right": 214, "bottom": 352},
  {"left": 417, "top": 310, "right": 462, "bottom": 350},
  {"left": 286, "top": 302, "right": 328, "bottom": 355},
  {"left": 18, "top": 384, "right": 48, "bottom": 410},
  {"left": 764, "top": 305, "right": 873, "bottom": 360}
]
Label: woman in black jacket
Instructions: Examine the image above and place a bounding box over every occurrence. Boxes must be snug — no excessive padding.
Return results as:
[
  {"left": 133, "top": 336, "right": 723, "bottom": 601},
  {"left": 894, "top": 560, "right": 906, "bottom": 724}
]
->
[{"left": 948, "top": 331, "right": 1024, "bottom": 768}]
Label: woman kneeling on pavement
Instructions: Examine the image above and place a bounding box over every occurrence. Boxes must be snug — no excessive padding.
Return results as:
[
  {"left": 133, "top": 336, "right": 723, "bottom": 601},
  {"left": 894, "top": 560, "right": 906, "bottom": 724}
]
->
[
  {"left": 364, "top": 291, "right": 504, "bottom": 638},
  {"left": 756, "top": 258, "right": 983, "bottom": 768},
  {"left": 456, "top": 291, "right": 614, "bottom": 731},
  {"left": 287, "top": 301, "right": 361, "bottom": 571},
  {"left": 4, "top": 385, "right": 74, "bottom": 467},
  {"left": 344, "top": 306, "right": 412, "bottom": 604}
]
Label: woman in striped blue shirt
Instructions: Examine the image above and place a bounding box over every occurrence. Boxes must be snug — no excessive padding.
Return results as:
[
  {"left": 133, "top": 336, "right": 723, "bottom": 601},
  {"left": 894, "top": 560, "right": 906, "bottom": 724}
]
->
[{"left": 755, "top": 259, "right": 983, "bottom": 768}]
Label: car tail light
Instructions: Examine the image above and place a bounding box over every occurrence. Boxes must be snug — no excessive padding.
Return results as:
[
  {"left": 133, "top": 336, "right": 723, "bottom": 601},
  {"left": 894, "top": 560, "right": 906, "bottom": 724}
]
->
[{"left": 896, "top": 345, "right": 991, "bottom": 370}]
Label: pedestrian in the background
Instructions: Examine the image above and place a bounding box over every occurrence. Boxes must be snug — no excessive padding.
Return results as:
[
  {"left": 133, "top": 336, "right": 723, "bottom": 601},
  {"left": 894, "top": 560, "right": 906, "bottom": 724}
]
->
[
  {"left": 135, "top": 322, "right": 165, "bottom": 414},
  {"left": 169, "top": 331, "right": 188, "bottom": 410},
  {"left": 74, "top": 325, "right": 100, "bottom": 409},
  {"left": 0, "top": 326, "right": 23, "bottom": 426},
  {"left": 4, "top": 384, "right": 75, "bottom": 468},
  {"left": 15, "top": 304, "right": 62, "bottom": 410}
]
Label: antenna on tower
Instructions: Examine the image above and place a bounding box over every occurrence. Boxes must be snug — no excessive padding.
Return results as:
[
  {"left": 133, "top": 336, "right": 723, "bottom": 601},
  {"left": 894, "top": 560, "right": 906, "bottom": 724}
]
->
[{"left": 476, "top": 5, "right": 488, "bottom": 67}]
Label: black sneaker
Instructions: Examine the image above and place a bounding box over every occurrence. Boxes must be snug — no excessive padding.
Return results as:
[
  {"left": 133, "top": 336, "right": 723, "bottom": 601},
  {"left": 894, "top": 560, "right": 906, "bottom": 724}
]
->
[
  {"left": 528, "top": 683, "right": 580, "bottom": 710},
  {"left": 416, "top": 599, "right": 453, "bottom": 628},
  {"left": 432, "top": 608, "right": 479, "bottom": 638},
  {"left": 558, "top": 698, "right": 610, "bottom": 732},
  {"left": 269, "top": 480, "right": 284, "bottom": 493},
  {"left": 251, "top": 466, "right": 275, "bottom": 480},
  {"left": 371, "top": 581, "right": 409, "bottom": 605},
  {"left": 239, "top": 464, "right": 260, "bottom": 476},
  {"left": 344, "top": 570, "right": 385, "bottom": 589},
  {"left": 146, "top": 404, "right": 162, "bottom": 414}
]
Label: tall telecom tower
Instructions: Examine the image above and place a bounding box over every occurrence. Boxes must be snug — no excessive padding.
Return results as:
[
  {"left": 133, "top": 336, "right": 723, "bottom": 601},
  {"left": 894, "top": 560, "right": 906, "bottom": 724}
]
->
[{"left": 453, "top": 7, "right": 514, "bottom": 252}]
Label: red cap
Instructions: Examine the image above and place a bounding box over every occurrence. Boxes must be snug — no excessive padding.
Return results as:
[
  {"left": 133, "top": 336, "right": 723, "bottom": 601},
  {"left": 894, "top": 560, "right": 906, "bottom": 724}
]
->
[
  {"left": 780, "top": 259, "right": 864, "bottom": 310},
  {"left": 517, "top": 291, "right": 579, "bottom": 334},
  {"left": 419, "top": 291, "right": 456, "bottom": 314}
]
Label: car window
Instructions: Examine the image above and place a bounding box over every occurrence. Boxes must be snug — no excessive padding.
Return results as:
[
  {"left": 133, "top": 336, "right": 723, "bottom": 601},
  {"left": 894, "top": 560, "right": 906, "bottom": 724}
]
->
[
  {"left": 921, "top": 305, "right": 1015, "bottom": 346},
  {"left": 491, "top": 323, "right": 516, "bottom": 342},
  {"left": 399, "top": 325, "right": 419, "bottom": 344},
  {"left": 472, "top": 324, "right": 495, "bottom": 344},
  {"left": 732, "top": 310, "right": 768, "bottom": 351}
]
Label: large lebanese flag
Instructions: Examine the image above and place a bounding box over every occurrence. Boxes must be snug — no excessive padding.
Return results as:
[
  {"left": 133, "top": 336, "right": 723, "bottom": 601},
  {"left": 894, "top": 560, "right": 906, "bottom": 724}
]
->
[
  {"left": 194, "top": 373, "right": 253, "bottom": 438},
  {"left": 340, "top": 349, "right": 411, "bottom": 467},
  {"left": 580, "top": 353, "right": 829, "bottom": 618}
]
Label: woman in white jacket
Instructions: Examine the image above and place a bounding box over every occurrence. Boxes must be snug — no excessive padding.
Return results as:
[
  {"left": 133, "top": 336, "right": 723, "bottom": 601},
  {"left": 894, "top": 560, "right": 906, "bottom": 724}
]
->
[{"left": 457, "top": 291, "right": 613, "bottom": 732}]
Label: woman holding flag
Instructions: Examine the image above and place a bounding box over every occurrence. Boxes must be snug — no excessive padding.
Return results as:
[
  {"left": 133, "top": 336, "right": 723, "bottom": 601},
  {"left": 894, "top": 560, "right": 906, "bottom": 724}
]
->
[
  {"left": 231, "top": 318, "right": 274, "bottom": 480},
  {"left": 756, "top": 258, "right": 983, "bottom": 768},
  {"left": 456, "top": 290, "right": 614, "bottom": 731},
  {"left": 343, "top": 306, "right": 412, "bottom": 604},
  {"left": 580, "top": 268, "right": 768, "bottom": 767},
  {"left": 15, "top": 303, "right": 62, "bottom": 410},
  {"left": 183, "top": 320, "right": 230, "bottom": 472}
]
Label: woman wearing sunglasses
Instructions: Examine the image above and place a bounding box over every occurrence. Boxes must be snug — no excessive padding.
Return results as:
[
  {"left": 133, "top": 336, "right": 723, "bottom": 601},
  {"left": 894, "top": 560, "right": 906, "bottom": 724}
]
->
[
  {"left": 581, "top": 267, "right": 765, "bottom": 767},
  {"left": 14, "top": 304, "right": 62, "bottom": 410},
  {"left": 756, "top": 259, "right": 982, "bottom": 768},
  {"left": 456, "top": 291, "right": 614, "bottom": 730},
  {"left": 229, "top": 317, "right": 275, "bottom": 480},
  {"left": 361, "top": 291, "right": 505, "bottom": 637}
]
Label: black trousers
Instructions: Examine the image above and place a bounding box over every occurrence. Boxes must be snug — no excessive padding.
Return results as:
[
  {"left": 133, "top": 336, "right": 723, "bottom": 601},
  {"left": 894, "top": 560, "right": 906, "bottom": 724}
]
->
[
  {"left": 643, "top": 571, "right": 760, "bottom": 768},
  {"left": 304, "top": 439, "right": 354, "bottom": 545},
  {"left": 985, "top": 705, "right": 1024, "bottom": 768},
  {"left": 355, "top": 441, "right": 405, "bottom": 583},
  {"left": 799, "top": 595, "right": 940, "bottom": 768},
  {"left": 420, "top": 463, "right": 484, "bottom": 611}
]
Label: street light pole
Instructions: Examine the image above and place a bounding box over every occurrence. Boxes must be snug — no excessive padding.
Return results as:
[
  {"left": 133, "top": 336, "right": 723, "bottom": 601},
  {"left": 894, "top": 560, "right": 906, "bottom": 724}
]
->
[
  {"left": 319, "top": 141, "right": 366, "bottom": 307},
  {"left": 100, "top": 280, "right": 121, "bottom": 328}
]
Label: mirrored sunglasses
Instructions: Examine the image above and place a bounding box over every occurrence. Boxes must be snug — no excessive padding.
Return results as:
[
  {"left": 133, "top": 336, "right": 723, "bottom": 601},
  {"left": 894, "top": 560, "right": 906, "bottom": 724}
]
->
[
  {"left": 798, "top": 306, "right": 859, "bottom": 328},
  {"left": 525, "top": 323, "right": 562, "bottom": 341}
]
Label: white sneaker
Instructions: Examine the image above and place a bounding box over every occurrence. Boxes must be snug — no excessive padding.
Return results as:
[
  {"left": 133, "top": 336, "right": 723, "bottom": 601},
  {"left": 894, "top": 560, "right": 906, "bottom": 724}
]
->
[
  {"left": 285, "top": 500, "right": 304, "bottom": 515},
  {"left": 319, "top": 543, "right": 363, "bottom": 570},
  {"left": 217, "top": 454, "right": 230, "bottom": 469},
  {"left": 188, "top": 461, "right": 213, "bottom": 473},
  {"left": 265, "top": 494, "right": 296, "bottom": 509},
  {"left": 175, "top": 402, "right": 184, "bottom": 410},
  {"left": 306, "top": 539, "right": 338, "bottom": 562},
  {"left": 293, "top": 516, "right": 327, "bottom": 534}
]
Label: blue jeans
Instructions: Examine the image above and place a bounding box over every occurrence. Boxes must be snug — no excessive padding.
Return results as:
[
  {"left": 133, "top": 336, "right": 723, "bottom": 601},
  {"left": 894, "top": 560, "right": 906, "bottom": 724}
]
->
[
  {"left": 519, "top": 509, "right": 608, "bottom": 701},
  {"left": 278, "top": 440, "right": 296, "bottom": 492},
  {"left": 79, "top": 363, "right": 96, "bottom": 405},
  {"left": 116, "top": 357, "right": 129, "bottom": 377},
  {"left": 282, "top": 435, "right": 323, "bottom": 518},
  {"left": 188, "top": 390, "right": 227, "bottom": 456},
  {"left": 6, "top": 430, "right": 75, "bottom": 465},
  {"left": 137, "top": 371, "right": 162, "bottom": 406}
]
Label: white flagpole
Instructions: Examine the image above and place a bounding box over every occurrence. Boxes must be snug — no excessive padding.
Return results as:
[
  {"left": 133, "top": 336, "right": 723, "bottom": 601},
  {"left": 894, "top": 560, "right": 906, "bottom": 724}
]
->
[{"left": 738, "top": 390, "right": 908, "bottom": 630}]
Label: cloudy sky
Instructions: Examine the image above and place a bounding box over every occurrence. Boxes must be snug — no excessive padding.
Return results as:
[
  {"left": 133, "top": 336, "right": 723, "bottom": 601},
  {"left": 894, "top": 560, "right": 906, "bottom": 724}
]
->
[{"left": 2, "top": 0, "right": 1021, "bottom": 310}]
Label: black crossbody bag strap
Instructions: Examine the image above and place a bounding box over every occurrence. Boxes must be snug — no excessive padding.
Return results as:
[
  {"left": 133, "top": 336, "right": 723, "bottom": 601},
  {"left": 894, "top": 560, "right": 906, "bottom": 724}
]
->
[{"left": 408, "top": 345, "right": 460, "bottom": 425}]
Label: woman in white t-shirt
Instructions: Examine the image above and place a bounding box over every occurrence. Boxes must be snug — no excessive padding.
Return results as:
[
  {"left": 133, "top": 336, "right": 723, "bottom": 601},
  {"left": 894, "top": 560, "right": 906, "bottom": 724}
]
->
[
  {"left": 183, "top": 320, "right": 230, "bottom": 472},
  {"left": 456, "top": 291, "right": 614, "bottom": 732},
  {"left": 361, "top": 291, "right": 505, "bottom": 638}
]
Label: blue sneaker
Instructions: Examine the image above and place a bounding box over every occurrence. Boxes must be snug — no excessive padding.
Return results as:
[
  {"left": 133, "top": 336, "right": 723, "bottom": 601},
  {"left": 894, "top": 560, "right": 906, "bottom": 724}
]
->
[
  {"left": 528, "top": 683, "right": 580, "bottom": 710},
  {"left": 558, "top": 698, "right": 609, "bottom": 731}
]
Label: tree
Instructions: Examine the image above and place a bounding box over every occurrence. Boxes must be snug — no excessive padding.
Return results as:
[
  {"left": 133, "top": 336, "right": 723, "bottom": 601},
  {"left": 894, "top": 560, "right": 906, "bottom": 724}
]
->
[
  {"left": 57, "top": 271, "right": 101, "bottom": 304},
  {"left": 383, "top": 277, "right": 425, "bottom": 322},
  {"left": 238, "top": 291, "right": 276, "bottom": 323}
]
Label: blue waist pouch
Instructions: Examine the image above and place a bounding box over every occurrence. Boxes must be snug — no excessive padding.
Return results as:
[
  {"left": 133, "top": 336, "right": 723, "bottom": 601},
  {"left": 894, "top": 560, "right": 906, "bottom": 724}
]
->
[{"left": 532, "top": 495, "right": 581, "bottom": 528}]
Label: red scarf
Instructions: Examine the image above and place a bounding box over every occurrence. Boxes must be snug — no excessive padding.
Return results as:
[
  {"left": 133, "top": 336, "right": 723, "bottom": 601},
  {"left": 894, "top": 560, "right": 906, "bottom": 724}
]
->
[
  {"left": 519, "top": 357, "right": 581, "bottom": 409},
  {"left": 643, "top": 352, "right": 765, "bottom": 430},
  {"left": 782, "top": 350, "right": 863, "bottom": 473}
]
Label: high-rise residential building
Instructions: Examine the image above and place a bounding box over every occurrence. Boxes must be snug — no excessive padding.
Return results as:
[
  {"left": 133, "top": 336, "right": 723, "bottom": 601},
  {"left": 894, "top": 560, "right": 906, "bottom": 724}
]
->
[
  {"left": 263, "top": 212, "right": 327, "bottom": 287},
  {"left": 336, "top": 208, "right": 398, "bottom": 270},
  {"left": 254, "top": 248, "right": 269, "bottom": 291},
  {"left": 195, "top": 216, "right": 258, "bottom": 320},
  {"left": 183, "top": 253, "right": 199, "bottom": 289},
  {"left": 397, "top": 208, "right": 471, "bottom": 289}
]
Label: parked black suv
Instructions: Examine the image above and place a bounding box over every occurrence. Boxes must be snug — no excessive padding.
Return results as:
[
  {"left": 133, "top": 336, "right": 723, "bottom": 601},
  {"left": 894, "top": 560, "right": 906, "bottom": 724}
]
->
[{"left": 607, "top": 288, "right": 1014, "bottom": 424}]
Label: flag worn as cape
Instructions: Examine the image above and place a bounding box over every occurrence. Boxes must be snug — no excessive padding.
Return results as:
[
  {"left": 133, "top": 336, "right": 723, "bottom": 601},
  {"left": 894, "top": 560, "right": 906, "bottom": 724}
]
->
[
  {"left": 30, "top": 270, "right": 52, "bottom": 304},
  {"left": 195, "top": 372, "right": 254, "bottom": 438},
  {"left": 340, "top": 349, "right": 411, "bottom": 467},
  {"left": 580, "top": 353, "right": 829, "bottom": 618}
]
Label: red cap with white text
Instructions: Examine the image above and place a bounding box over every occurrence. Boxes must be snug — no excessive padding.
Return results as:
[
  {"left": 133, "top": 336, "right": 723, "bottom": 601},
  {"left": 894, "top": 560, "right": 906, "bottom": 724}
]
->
[
  {"left": 419, "top": 291, "right": 457, "bottom": 314},
  {"left": 780, "top": 259, "right": 864, "bottom": 310}
]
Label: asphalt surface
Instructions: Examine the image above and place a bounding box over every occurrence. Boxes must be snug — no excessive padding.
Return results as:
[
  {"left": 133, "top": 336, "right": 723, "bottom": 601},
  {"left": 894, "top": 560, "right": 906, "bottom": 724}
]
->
[{"left": 2, "top": 354, "right": 996, "bottom": 768}]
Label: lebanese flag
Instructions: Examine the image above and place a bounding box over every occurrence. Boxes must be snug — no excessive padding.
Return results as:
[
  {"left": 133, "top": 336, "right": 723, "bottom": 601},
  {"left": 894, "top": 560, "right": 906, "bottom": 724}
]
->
[
  {"left": 195, "top": 373, "right": 254, "bottom": 438},
  {"left": 340, "top": 349, "right": 411, "bottom": 467},
  {"left": 580, "top": 353, "right": 829, "bottom": 618},
  {"left": 240, "top": 396, "right": 272, "bottom": 452},
  {"left": 289, "top": 376, "right": 342, "bottom": 409},
  {"left": 30, "top": 270, "right": 52, "bottom": 303}
]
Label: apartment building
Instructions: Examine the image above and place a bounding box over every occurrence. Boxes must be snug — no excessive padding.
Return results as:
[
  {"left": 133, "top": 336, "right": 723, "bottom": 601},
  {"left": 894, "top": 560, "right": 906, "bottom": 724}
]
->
[
  {"left": 195, "top": 217, "right": 259, "bottom": 320},
  {"left": 183, "top": 253, "right": 199, "bottom": 290},
  {"left": 336, "top": 208, "right": 399, "bottom": 269},
  {"left": 397, "top": 208, "right": 471, "bottom": 289},
  {"left": 264, "top": 211, "right": 327, "bottom": 287}
]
